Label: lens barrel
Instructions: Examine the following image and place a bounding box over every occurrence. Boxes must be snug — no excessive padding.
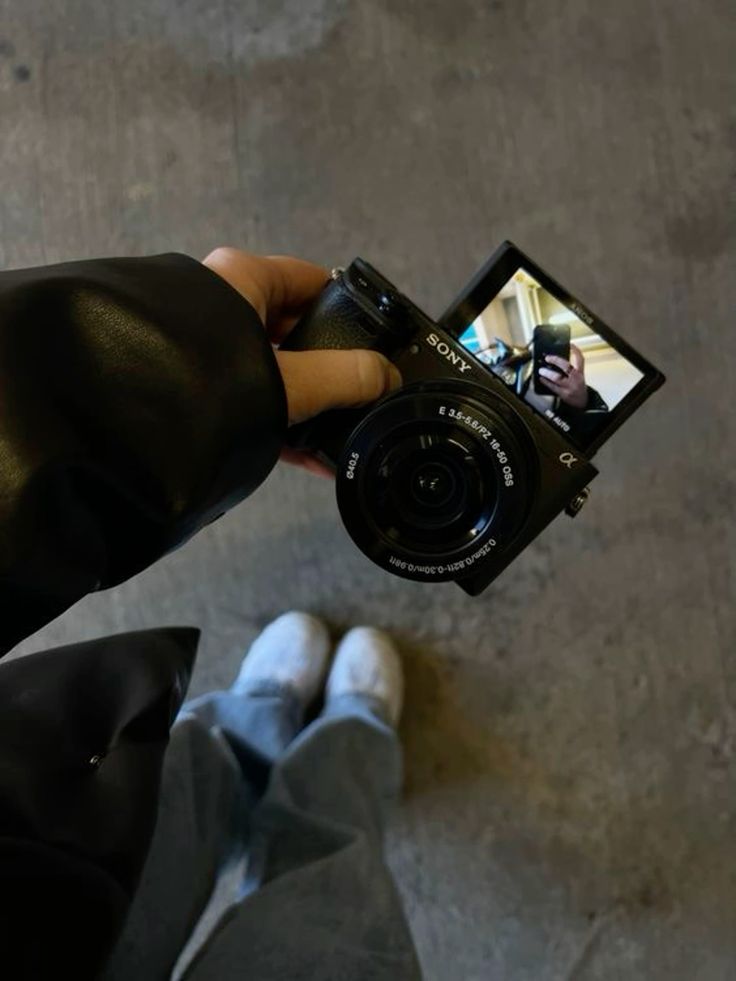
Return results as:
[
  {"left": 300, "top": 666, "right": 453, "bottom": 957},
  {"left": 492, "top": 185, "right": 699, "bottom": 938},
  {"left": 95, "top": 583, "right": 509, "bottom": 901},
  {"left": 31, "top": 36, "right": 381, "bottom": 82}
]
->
[{"left": 336, "top": 380, "right": 534, "bottom": 582}]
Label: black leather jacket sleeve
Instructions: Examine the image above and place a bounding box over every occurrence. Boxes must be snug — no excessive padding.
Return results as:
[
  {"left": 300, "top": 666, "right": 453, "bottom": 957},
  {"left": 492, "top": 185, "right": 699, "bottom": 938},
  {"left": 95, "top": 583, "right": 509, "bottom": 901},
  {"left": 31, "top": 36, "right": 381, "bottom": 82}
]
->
[
  {"left": 0, "top": 253, "right": 287, "bottom": 654},
  {"left": 0, "top": 627, "right": 201, "bottom": 980}
]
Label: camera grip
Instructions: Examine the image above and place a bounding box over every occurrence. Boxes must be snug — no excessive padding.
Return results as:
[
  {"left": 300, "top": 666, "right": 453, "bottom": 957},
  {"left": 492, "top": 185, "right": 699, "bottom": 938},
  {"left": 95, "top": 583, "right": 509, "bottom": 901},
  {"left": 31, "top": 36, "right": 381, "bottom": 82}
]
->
[
  {"left": 279, "top": 275, "right": 387, "bottom": 455},
  {"left": 280, "top": 276, "right": 387, "bottom": 354}
]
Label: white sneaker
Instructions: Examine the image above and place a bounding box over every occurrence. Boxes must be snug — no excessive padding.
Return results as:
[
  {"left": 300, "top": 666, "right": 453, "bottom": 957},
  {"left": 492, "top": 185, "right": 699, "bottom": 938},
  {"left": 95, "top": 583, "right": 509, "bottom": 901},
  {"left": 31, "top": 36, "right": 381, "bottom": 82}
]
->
[
  {"left": 231, "top": 612, "right": 331, "bottom": 706},
  {"left": 325, "top": 627, "right": 404, "bottom": 727}
]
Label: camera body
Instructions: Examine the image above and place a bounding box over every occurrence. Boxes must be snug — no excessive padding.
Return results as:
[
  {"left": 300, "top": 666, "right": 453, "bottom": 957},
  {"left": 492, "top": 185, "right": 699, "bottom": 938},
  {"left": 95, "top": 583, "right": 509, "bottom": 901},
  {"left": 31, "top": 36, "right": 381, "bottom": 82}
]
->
[{"left": 282, "top": 258, "right": 598, "bottom": 596}]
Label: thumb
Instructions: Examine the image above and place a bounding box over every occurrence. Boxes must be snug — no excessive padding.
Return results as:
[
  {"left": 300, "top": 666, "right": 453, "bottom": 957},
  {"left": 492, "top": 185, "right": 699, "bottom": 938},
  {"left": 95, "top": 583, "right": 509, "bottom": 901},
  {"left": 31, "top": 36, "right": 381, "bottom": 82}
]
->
[{"left": 275, "top": 349, "right": 402, "bottom": 425}]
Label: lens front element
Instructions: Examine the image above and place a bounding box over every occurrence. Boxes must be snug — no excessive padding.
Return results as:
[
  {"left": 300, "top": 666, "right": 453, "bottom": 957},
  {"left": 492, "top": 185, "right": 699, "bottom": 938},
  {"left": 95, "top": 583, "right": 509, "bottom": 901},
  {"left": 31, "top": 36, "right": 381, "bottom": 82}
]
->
[
  {"left": 372, "top": 430, "right": 492, "bottom": 550},
  {"left": 411, "top": 460, "right": 456, "bottom": 509}
]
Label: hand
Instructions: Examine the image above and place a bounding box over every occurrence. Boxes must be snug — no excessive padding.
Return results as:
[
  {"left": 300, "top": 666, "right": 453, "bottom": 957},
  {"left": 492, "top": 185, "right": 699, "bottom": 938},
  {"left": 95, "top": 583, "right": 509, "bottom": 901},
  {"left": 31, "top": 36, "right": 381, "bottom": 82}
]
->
[
  {"left": 538, "top": 343, "right": 588, "bottom": 409},
  {"left": 203, "top": 248, "right": 402, "bottom": 476}
]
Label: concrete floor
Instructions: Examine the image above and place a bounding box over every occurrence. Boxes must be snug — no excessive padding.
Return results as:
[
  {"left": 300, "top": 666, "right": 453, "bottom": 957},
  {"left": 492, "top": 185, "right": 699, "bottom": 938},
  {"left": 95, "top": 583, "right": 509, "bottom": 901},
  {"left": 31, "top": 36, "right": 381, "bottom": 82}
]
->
[{"left": 2, "top": 1, "right": 734, "bottom": 978}]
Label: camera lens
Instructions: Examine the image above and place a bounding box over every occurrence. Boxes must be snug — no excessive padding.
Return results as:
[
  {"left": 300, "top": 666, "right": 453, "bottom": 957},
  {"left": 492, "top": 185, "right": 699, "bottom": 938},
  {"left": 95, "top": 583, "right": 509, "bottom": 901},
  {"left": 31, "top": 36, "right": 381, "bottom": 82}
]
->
[
  {"left": 411, "top": 461, "right": 456, "bottom": 509},
  {"left": 336, "top": 381, "right": 534, "bottom": 582},
  {"left": 371, "top": 432, "right": 490, "bottom": 548}
]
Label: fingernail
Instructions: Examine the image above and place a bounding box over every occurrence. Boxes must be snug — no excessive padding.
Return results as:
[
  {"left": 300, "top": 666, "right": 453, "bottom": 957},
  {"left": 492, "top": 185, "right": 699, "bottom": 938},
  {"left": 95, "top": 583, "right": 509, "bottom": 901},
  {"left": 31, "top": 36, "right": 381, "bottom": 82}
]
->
[{"left": 388, "top": 364, "right": 403, "bottom": 391}]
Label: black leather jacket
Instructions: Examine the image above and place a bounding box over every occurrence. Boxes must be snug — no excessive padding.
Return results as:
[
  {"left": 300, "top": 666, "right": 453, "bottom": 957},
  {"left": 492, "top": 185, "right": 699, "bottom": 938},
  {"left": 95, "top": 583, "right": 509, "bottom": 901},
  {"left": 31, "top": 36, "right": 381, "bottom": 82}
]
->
[{"left": 0, "top": 254, "right": 287, "bottom": 978}]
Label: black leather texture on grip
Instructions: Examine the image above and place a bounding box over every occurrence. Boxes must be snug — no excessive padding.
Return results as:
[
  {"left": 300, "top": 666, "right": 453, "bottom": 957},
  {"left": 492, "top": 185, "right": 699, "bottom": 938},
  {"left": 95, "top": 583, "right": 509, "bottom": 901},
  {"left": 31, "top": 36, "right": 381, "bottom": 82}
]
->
[{"left": 280, "top": 276, "right": 390, "bottom": 354}]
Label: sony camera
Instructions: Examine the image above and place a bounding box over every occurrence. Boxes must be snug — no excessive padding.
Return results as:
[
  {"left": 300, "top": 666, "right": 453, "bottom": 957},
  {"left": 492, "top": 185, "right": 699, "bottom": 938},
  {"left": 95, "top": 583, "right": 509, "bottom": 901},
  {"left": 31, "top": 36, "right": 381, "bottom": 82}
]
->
[{"left": 281, "top": 242, "right": 664, "bottom": 596}]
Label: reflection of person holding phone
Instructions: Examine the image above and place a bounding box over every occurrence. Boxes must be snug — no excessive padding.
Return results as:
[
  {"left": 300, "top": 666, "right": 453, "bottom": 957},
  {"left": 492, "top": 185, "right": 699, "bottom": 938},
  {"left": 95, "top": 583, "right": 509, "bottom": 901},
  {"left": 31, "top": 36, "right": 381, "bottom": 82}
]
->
[
  {"left": 538, "top": 344, "right": 590, "bottom": 407},
  {"left": 484, "top": 327, "right": 610, "bottom": 440},
  {"left": 536, "top": 342, "right": 609, "bottom": 435}
]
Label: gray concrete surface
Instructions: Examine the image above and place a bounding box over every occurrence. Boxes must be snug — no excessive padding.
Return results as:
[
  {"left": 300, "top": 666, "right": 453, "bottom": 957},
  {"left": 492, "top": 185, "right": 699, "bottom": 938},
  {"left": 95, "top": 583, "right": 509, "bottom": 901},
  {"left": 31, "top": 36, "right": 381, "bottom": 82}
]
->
[{"left": 1, "top": 1, "right": 734, "bottom": 978}]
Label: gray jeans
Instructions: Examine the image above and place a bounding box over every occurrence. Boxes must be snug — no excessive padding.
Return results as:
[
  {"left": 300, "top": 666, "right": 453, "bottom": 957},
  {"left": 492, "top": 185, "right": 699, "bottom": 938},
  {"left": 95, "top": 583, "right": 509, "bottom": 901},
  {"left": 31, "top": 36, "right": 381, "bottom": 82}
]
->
[{"left": 102, "top": 683, "right": 422, "bottom": 981}]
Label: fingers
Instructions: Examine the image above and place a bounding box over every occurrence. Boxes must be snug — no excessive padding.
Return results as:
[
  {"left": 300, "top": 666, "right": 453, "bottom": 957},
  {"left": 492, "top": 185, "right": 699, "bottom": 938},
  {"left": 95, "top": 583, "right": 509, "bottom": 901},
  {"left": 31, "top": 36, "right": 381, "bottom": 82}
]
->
[
  {"left": 202, "top": 248, "right": 328, "bottom": 330},
  {"left": 275, "top": 348, "right": 402, "bottom": 425},
  {"left": 540, "top": 361, "right": 589, "bottom": 408},
  {"left": 539, "top": 360, "right": 570, "bottom": 394},
  {"left": 263, "top": 255, "right": 330, "bottom": 318},
  {"left": 543, "top": 355, "right": 571, "bottom": 374},
  {"left": 279, "top": 446, "right": 335, "bottom": 479},
  {"left": 538, "top": 370, "right": 567, "bottom": 394},
  {"left": 269, "top": 311, "right": 306, "bottom": 344},
  {"left": 203, "top": 247, "right": 267, "bottom": 319},
  {"left": 569, "top": 343, "right": 585, "bottom": 371}
]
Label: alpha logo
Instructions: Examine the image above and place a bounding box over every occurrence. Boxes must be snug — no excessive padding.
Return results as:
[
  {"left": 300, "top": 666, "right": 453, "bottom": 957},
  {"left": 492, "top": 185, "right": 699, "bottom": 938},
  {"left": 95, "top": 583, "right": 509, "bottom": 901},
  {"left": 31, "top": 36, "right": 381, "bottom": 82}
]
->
[
  {"left": 559, "top": 452, "right": 579, "bottom": 468},
  {"left": 426, "top": 333, "right": 472, "bottom": 373}
]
